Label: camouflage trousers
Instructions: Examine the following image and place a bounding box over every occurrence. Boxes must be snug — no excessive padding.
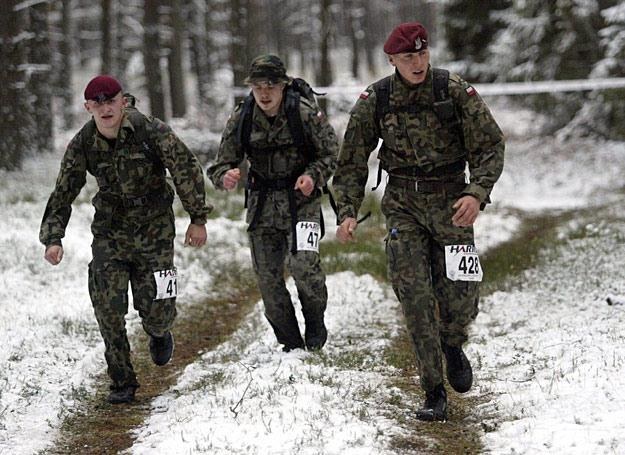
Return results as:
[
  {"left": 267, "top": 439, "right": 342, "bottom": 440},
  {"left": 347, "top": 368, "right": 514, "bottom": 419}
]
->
[
  {"left": 88, "top": 209, "right": 176, "bottom": 390},
  {"left": 382, "top": 184, "right": 479, "bottom": 392},
  {"left": 249, "top": 223, "right": 328, "bottom": 350}
]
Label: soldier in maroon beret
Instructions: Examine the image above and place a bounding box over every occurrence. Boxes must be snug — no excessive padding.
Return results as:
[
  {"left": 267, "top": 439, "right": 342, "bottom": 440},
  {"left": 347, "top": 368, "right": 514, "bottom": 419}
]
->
[
  {"left": 333, "top": 22, "right": 505, "bottom": 421},
  {"left": 40, "top": 75, "right": 212, "bottom": 404}
]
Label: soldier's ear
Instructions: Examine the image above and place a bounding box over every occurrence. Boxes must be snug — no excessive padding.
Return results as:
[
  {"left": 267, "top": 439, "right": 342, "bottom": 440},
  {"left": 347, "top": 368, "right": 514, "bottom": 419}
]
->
[
  {"left": 84, "top": 101, "right": 92, "bottom": 113},
  {"left": 388, "top": 55, "right": 396, "bottom": 67}
]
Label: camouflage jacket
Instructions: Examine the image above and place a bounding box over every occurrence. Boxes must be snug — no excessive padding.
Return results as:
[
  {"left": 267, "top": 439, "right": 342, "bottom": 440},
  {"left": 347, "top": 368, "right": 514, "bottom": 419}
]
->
[
  {"left": 332, "top": 67, "right": 505, "bottom": 222},
  {"left": 208, "top": 95, "right": 338, "bottom": 229},
  {"left": 39, "top": 109, "right": 212, "bottom": 247}
]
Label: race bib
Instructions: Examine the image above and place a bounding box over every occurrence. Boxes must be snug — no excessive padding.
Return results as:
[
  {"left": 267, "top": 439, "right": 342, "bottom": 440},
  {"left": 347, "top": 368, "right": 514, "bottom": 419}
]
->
[
  {"left": 445, "top": 245, "right": 483, "bottom": 282},
  {"left": 154, "top": 268, "right": 178, "bottom": 300},
  {"left": 296, "top": 221, "right": 321, "bottom": 252}
]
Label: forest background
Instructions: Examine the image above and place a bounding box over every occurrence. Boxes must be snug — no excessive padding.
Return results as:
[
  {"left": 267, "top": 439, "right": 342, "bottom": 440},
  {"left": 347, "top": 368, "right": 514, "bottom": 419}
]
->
[{"left": 1, "top": 0, "right": 625, "bottom": 170}]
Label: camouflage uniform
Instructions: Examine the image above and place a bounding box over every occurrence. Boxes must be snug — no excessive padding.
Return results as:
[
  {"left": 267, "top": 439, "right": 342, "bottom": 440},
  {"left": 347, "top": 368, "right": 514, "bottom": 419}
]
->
[
  {"left": 332, "top": 67, "right": 504, "bottom": 391},
  {"left": 208, "top": 84, "right": 338, "bottom": 350},
  {"left": 39, "top": 108, "right": 211, "bottom": 391}
]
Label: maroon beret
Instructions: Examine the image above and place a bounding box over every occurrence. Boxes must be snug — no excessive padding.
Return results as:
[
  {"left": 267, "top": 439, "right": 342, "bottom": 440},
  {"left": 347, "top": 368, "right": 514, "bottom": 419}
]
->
[
  {"left": 84, "top": 75, "right": 122, "bottom": 102},
  {"left": 383, "top": 22, "right": 429, "bottom": 54}
]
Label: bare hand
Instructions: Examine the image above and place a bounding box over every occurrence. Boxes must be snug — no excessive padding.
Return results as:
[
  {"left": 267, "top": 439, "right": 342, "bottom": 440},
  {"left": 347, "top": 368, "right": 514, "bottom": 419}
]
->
[
  {"left": 336, "top": 217, "right": 358, "bottom": 243},
  {"left": 294, "top": 174, "right": 315, "bottom": 197},
  {"left": 184, "top": 223, "right": 207, "bottom": 247},
  {"left": 44, "top": 245, "right": 64, "bottom": 265},
  {"left": 452, "top": 195, "right": 480, "bottom": 227},
  {"left": 223, "top": 168, "right": 241, "bottom": 190}
]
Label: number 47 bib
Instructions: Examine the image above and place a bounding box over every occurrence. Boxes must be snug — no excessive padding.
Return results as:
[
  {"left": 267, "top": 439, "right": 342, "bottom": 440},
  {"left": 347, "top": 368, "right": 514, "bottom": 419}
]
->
[
  {"left": 445, "top": 245, "right": 483, "bottom": 282},
  {"left": 296, "top": 221, "right": 321, "bottom": 252}
]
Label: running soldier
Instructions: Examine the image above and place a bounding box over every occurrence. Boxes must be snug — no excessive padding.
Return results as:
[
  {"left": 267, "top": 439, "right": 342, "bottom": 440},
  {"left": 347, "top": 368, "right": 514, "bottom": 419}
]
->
[
  {"left": 208, "top": 55, "right": 338, "bottom": 352},
  {"left": 333, "top": 23, "right": 505, "bottom": 421},
  {"left": 40, "top": 75, "right": 212, "bottom": 404}
]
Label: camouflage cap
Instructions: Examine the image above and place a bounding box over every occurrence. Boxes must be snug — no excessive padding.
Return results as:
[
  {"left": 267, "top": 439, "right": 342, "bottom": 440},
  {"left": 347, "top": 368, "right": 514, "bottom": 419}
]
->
[{"left": 244, "top": 54, "right": 290, "bottom": 85}]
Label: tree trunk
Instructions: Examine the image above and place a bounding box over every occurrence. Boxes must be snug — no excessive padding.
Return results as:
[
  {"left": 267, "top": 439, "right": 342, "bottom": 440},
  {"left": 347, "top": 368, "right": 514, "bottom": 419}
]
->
[
  {"left": 29, "top": 2, "right": 54, "bottom": 154},
  {"left": 363, "top": 1, "right": 377, "bottom": 77},
  {"left": 317, "top": 0, "right": 333, "bottom": 111},
  {"left": 144, "top": 0, "right": 166, "bottom": 120},
  {"left": 0, "top": 0, "right": 27, "bottom": 169},
  {"left": 345, "top": 0, "right": 362, "bottom": 79},
  {"left": 229, "top": 0, "right": 247, "bottom": 89},
  {"left": 59, "top": 0, "right": 74, "bottom": 129},
  {"left": 168, "top": 0, "right": 187, "bottom": 117},
  {"left": 187, "top": 0, "right": 210, "bottom": 105},
  {"left": 101, "top": 0, "right": 112, "bottom": 73}
]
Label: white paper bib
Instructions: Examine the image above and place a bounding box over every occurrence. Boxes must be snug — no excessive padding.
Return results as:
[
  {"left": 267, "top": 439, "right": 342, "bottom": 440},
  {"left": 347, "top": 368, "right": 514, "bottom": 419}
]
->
[
  {"left": 154, "top": 268, "right": 178, "bottom": 300},
  {"left": 296, "top": 221, "right": 321, "bottom": 252},
  {"left": 445, "top": 245, "right": 483, "bottom": 282}
]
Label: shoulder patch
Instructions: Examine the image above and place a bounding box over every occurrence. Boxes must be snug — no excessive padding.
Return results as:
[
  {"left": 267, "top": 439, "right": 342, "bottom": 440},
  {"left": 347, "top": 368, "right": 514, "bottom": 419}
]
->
[
  {"left": 359, "top": 91, "right": 370, "bottom": 100},
  {"left": 465, "top": 86, "right": 477, "bottom": 96}
]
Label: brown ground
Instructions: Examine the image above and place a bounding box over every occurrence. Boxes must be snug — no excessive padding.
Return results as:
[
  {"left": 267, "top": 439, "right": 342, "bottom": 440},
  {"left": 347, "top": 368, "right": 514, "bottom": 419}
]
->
[{"left": 43, "top": 284, "right": 259, "bottom": 455}]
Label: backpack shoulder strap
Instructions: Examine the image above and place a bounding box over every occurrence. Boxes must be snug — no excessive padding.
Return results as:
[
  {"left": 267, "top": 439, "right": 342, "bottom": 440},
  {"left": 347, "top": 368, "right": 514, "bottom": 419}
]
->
[
  {"left": 125, "top": 108, "right": 164, "bottom": 171},
  {"left": 235, "top": 93, "right": 255, "bottom": 150},
  {"left": 431, "top": 68, "right": 461, "bottom": 126},
  {"left": 284, "top": 87, "right": 307, "bottom": 151},
  {"left": 372, "top": 76, "right": 392, "bottom": 138},
  {"left": 432, "top": 68, "right": 450, "bottom": 103}
]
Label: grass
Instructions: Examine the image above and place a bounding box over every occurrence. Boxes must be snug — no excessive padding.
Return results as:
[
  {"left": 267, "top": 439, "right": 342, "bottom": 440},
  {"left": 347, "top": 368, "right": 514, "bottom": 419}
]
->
[
  {"left": 321, "top": 193, "right": 388, "bottom": 280},
  {"left": 172, "top": 183, "right": 246, "bottom": 221}
]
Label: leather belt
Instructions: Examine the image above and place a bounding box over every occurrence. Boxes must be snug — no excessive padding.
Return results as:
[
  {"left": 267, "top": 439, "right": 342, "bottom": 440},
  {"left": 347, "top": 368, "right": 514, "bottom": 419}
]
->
[{"left": 387, "top": 175, "right": 466, "bottom": 193}]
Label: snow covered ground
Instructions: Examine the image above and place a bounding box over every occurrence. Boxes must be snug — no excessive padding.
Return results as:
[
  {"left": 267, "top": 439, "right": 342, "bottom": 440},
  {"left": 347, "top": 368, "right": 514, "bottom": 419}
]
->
[{"left": 1, "top": 101, "right": 625, "bottom": 454}]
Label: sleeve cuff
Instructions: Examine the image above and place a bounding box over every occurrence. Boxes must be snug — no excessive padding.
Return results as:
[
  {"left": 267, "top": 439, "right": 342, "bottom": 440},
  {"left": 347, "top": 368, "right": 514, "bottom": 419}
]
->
[
  {"left": 338, "top": 206, "right": 356, "bottom": 225},
  {"left": 462, "top": 183, "right": 488, "bottom": 203},
  {"left": 190, "top": 216, "right": 207, "bottom": 225}
]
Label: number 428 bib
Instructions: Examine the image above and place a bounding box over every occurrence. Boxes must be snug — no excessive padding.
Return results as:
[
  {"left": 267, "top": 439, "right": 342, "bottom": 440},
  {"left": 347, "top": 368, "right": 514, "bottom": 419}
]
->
[{"left": 445, "top": 245, "right": 483, "bottom": 282}]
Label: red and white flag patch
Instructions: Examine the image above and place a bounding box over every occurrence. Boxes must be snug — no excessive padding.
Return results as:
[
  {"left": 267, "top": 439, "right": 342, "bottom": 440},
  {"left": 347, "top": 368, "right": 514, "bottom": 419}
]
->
[
  {"left": 465, "top": 86, "right": 477, "bottom": 96},
  {"left": 359, "top": 91, "right": 370, "bottom": 100}
]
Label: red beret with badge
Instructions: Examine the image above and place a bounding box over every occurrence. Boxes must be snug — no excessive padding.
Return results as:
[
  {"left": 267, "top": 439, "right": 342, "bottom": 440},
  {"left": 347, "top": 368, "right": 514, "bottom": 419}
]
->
[
  {"left": 383, "top": 22, "right": 429, "bottom": 55},
  {"left": 84, "top": 75, "right": 123, "bottom": 102}
]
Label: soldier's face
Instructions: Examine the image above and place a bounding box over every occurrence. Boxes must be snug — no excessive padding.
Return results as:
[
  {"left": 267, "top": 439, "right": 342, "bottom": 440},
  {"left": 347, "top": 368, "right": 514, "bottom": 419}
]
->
[
  {"left": 389, "top": 50, "right": 430, "bottom": 85},
  {"left": 250, "top": 81, "right": 285, "bottom": 117},
  {"left": 84, "top": 93, "right": 127, "bottom": 137}
]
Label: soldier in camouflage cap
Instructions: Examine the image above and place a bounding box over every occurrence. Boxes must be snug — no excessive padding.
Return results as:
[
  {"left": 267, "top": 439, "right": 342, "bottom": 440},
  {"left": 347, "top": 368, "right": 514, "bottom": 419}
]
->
[
  {"left": 40, "top": 75, "right": 212, "bottom": 404},
  {"left": 208, "top": 54, "right": 338, "bottom": 352},
  {"left": 332, "top": 23, "right": 505, "bottom": 421}
]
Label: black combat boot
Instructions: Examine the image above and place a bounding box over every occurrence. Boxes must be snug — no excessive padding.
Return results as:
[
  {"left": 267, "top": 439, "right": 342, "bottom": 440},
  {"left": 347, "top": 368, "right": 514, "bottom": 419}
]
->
[
  {"left": 107, "top": 385, "right": 137, "bottom": 404},
  {"left": 149, "top": 331, "right": 174, "bottom": 366},
  {"left": 304, "top": 319, "right": 328, "bottom": 351},
  {"left": 415, "top": 383, "right": 447, "bottom": 421},
  {"left": 282, "top": 340, "right": 305, "bottom": 352},
  {"left": 442, "top": 342, "right": 473, "bottom": 393}
]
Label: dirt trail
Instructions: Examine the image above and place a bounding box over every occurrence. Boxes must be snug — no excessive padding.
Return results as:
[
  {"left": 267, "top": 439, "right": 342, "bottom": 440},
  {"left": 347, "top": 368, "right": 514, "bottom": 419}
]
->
[{"left": 43, "top": 287, "right": 258, "bottom": 455}]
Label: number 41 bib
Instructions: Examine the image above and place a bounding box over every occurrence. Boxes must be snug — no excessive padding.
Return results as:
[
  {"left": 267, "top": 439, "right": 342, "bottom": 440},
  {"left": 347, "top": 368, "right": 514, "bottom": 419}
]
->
[
  {"left": 445, "top": 245, "right": 483, "bottom": 282},
  {"left": 154, "top": 268, "right": 178, "bottom": 300}
]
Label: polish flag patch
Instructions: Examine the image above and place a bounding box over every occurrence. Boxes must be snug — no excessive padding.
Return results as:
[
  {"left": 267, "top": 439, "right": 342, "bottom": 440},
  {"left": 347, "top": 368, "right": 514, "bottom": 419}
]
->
[
  {"left": 359, "top": 91, "right": 370, "bottom": 100},
  {"left": 465, "top": 86, "right": 477, "bottom": 96}
]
